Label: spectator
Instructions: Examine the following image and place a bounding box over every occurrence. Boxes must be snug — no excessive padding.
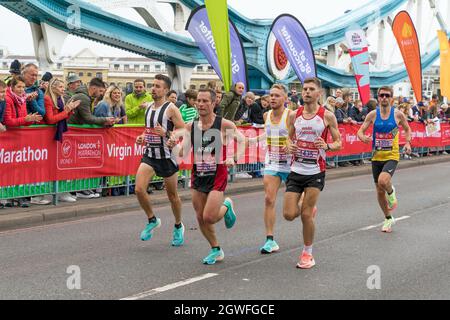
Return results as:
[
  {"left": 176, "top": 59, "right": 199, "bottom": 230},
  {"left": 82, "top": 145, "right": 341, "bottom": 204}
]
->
[
  {"left": 234, "top": 91, "right": 264, "bottom": 125},
  {"left": 94, "top": 85, "right": 127, "bottom": 124},
  {"left": 349, "top": 100, "right": 368, "bottom": 123},
  {"left": 398, "top": 103, "right": 414, "bottom": 122},
  {"left": 256, "top": 94, "right": 271, "bottom": 114},
  {"left": 167, "top": 90, "right": 177, "bottom": 105},
  {"left": 4, "top": 59, "right": 21, "bottom": 86},
  {"left": 325, "top": 96, "right": 337, "bottom": 113},
  {"left": 125, "top": 79, "right": 153, "bottom": 124},
  {"left": 92, "top": 80, "right": 107, "bottom": 108},
  {"left": 43, "top": 78, "right": 80, "bottom": 203},
  {"left": 366, "top": 99, "right": 377, "bottom": 112},
  {"left": 0, "top": 80, "right": 6, "bottom": 133},
  {"left": 68, "top": 77, "right": 115, "bottom": 126},
  {"left": 335, "top": 97, "right": 356, "bottom": 124},
  {"left": 335, "top": 89, "right": 343, "bottom": 98},
  {"left": 179, "top": 89, "right": 198, "bottom": 123},
  {"left": 44, "top": 78, "right": 80, "bottom": 137},
  {"left": 439, "top": 103, "right": 449, "bottom": 122},
  {"left": 22, "top": 63, "right": 45, "bottom": 116},
  {"left": 213, "top": 89, "right": 223, "bottom": 114},
  {"left": 289, "top": 88, "right": 300, "bottom": 105},
  {"left": 64, "top": 74, "right": 82, "bottom": 102},
  {"left": 39, "top": 72, "right": 53, "bottom": 92},
  {"left": 3, "top": 76, "right": 43, "bottom": 127},
  {"left": 218, "top": 82, "right": 245, "bottom": 120},
  {"left": 342, "top": 90, "right": 354, "bottom": 109}
]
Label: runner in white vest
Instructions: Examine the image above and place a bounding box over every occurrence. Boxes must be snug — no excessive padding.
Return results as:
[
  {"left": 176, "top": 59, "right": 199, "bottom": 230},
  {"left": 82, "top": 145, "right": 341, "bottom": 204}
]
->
[{"left": 283, "top": 77, "right": 341, "bottom": 269}]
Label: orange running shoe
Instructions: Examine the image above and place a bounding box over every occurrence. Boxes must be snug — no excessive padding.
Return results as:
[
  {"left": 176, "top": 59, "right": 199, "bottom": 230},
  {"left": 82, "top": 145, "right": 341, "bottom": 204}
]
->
[{"left": 296, "top": 252, "right": 316, "bottom": 269}]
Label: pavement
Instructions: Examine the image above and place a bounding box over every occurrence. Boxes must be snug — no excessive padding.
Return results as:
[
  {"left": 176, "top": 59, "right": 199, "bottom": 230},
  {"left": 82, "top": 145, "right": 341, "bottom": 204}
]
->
[
  {"left": 1, "top": 158, "right": 450, "bottom": 300},
  {"left": 0, "top": 154, "right": 449, "bottom": 232}
]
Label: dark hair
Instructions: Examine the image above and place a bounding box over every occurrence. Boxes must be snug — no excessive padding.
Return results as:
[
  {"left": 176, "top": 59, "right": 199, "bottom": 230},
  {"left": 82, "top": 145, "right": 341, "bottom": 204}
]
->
[
  {"left": 185, "top": 89, "right": 198, "bottom": 100},
  {"left": 155, "top": 74, "right": 172, "bottom": 89},
  {"left": 377, "top": 86, "right": 394, "bottom": 97},
  {"left": 0, "top": 80, "right": 6, "bottom": 88},
  {"left": 166, "top": 90, "right": 177, "bottom": 97},
  {"left": 198, "top": 89, "right": 216, "bottom": 103},
  {"left": 342, "top": 90, "right": 352, "bottom": 99},
  {"left": 134, "top": 78, "right": 146, "bottom": 86},
  {"left": 303, "top": 77, "right": 322, "bottom": 88},
  {"left": 10, "top": 76, "right": 26, "bottom": 88},
  {"left": 89, "top": 77, "right": 105, "bottom": 88}
]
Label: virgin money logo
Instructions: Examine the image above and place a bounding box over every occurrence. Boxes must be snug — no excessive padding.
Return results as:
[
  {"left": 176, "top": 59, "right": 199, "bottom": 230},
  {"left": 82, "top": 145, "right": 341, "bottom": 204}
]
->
[{"left": 62, "top": 140, "right": 72, "bottom": 158}]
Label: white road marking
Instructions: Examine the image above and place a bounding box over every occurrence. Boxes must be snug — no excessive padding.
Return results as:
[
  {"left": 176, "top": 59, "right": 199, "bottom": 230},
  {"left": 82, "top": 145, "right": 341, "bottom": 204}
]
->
[
  {"left": 359, "top": 216, "right": 411, "bottom": 231},
  {"left": 120, "top": 273, "right": 218, "bottom": 300}
]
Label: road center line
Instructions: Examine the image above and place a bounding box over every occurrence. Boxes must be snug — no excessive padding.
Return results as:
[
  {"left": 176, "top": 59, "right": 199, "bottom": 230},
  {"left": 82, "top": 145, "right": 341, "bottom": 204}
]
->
[{"left": 120, "top": 273, "right": 218, "bottom": 300}]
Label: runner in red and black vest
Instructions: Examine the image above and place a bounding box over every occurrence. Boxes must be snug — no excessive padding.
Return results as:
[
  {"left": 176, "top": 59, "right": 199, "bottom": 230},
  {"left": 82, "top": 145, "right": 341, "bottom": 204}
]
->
[
  {"left": 284, "top": 77, "right": 342, "bottom": 269},
  {"left": 169, "top": 89, "right": 247, "bottom": 265}
]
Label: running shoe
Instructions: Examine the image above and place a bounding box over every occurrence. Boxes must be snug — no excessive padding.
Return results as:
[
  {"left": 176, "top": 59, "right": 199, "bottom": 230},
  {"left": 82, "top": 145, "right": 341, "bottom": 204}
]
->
[
  {"left": 381, "top": 217, "right": 395, "bottom": 233},
  {"left": 260, "top": 239, "right": 280, "bottom": 254},
  {"left": 386, "top": 186, "right": 398, "bottom": 211},
  {"left": 296, "top": 252, "right": 316, "bottom": 269},
  {"left": 223, "top": 198, "right": 237, "bottom": 229},
  {"left": 140, "top": 218, "right": 161, "bottom": 241},
  {"left": 202, "top": 248, "right": 225, "bottom": 265},
  {"left": 171, "top": 223, "right": 185, "bottom": 247}
]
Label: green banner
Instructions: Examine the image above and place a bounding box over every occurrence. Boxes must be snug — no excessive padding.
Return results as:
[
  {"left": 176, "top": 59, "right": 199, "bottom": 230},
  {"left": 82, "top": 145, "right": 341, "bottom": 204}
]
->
[{"left": 205, "top": 0, "right": 232, "bottom": 91}]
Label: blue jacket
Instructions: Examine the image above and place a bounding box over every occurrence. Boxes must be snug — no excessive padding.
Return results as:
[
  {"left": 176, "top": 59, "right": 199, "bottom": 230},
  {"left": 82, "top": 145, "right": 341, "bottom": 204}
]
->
[
  {"left": 25, "top": 84, "right": 45, "bottom": 116},
  {"left": 0, "top": 100, "right": 5, "bottom": 123}
]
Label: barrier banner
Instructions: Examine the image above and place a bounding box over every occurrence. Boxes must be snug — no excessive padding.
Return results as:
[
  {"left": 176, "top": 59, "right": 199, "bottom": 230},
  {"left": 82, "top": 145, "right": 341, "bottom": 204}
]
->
[
  {"left": 345, "top": 25, "right": 370, "bottom": 105},
  {"left": 392, "top": 11, "right": 423, "bottom": 102},
  {"left": 270, "top": 14, "right": 317, "bottom": 83},
  {"left": 186, "top": 5, "right": 248, "bottom": 91},
  {"left": 1, "top": 124, "right": 450, "bottom": 187}
]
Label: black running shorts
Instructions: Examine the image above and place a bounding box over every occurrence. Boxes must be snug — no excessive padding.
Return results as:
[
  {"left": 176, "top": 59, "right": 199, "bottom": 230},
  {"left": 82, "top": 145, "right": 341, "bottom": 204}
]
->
[
  {"left": 141, "top": 156, "right": 179, "bottom": 178},
  {"left": 286, "top": 172, "right": 326, "bottom": 194},
  {"left": 372, "top": 160, "right": 398, "bottom": 184}
]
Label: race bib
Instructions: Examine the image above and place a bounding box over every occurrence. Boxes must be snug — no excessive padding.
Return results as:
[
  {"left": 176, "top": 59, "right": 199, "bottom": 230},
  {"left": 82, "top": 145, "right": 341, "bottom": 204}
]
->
[
  {"left": 145, "top": 128, "right": 162, "bottom": 146},
  {"left": 195, "top": 155, "right": 217, "bottom": 177},
  {"left": 294, "top": 140, "right": 319, "bottom": 164},
  {"left": 268, "top": 145, "right": 288, "bottom": 164},
  {"left": 374, "top": 132, "right": 394, "bottom": 151}
]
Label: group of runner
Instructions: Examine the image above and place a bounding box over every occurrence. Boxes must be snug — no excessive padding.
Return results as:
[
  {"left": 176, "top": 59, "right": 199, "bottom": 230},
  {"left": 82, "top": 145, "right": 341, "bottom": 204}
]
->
[{"left": 134, "top": 74, "right": 412, "bottom": 269}]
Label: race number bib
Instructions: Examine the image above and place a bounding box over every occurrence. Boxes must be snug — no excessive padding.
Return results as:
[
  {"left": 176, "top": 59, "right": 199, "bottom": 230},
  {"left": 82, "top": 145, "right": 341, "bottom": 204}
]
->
[
  {"left": 268, "top": 145, "right": 288, "bottom": 164},
  {"left": 374, "top": 132, "right": 394, "bottom": 151},
  {"left": 195, "top": 155, "right": 217, "bottom": 177},
  {"left": 294, "top": 140, "right": 319, "bottom": 164},
  {"left": 145, "top": 128, "right": 162, "bottom": 147}
]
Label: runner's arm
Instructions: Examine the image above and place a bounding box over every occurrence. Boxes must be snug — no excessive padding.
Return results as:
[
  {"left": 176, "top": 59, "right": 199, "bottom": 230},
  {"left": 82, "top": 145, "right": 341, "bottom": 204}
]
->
[
  {"left": 357, "top": 110, "right": 376, "bottom": 144},
  {"left": 248, "top": 112, "right": 267, "bottom": 144},
  {"left": 170, "top": 123, "right": 191, "bottom": 158},
  {"left": 223, "top": 120, "right": 247, "bottom": 165},
  {"left": 325, "top": 111, "right": 342, "bottom": 151}
]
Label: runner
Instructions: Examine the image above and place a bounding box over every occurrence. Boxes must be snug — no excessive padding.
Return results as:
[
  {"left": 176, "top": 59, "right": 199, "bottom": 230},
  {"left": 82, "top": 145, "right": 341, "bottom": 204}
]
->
[
  {"left": 135, "top": 74, "right": 186, "bottom": 246},
  {"left": 283, "top": 77, "right": 341, "bottom": 269},
  {"left": 357, "top": 86, "right": 412, "bottom": 233},
  {"left": 249, "top": 84, "right": 295, "bottom": 254},
  {"left": 169, "top": 89, "right": 246, "bottom": 265}
]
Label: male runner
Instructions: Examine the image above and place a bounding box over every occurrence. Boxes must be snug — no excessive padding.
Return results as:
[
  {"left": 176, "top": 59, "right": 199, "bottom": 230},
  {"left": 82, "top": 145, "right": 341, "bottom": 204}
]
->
[
  {"left": 170, "top": 89, "right": 246, "bottom": 265},
  {"left": 250, "top": 84, "right": 295, "bottom": 254},
  {"left": 283, "top": 77, "right": 341, "bottom": 269},
  {"left": 357, "top": 86, "right": 411, "bottom": 233},
  {"left": 135, "top": 74, "right": 186, "bottom": 246}
]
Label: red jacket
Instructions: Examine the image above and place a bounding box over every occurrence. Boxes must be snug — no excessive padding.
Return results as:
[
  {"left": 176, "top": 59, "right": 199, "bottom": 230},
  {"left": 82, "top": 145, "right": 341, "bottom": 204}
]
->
[
  {"left": 3, "top": 90, "right": 33, "bottom": 127},
  {"left": 43, "top": 95, "right": 71, "bottom": 125}
]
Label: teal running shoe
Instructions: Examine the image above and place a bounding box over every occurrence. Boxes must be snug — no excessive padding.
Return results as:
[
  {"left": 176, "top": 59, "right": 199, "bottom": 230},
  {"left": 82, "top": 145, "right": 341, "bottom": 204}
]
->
[
  {"left": 202, "top": 248, "right": 225, "bottom": 265},
  {"left": 223, "top": 198, "right": 237, "bottom": 229},
  {"left": 171, "top": 223, "right": 185, "bottom": 247},
  {"left": 260, "top": 239, "right": 280, "bottom": 254},
  {"left": 140, "top": 218, "right": 161, "bottom": 241}
]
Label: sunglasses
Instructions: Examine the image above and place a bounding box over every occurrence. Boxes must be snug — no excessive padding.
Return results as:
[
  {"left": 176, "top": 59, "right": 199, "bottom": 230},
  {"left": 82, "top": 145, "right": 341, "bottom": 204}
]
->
[{"left": 379, "top": 93, "right": 391, "bottom": 98}]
